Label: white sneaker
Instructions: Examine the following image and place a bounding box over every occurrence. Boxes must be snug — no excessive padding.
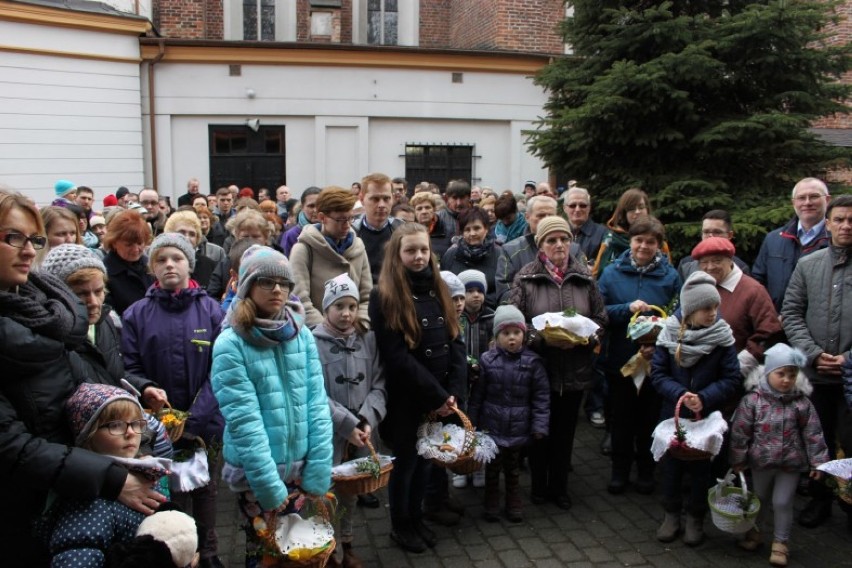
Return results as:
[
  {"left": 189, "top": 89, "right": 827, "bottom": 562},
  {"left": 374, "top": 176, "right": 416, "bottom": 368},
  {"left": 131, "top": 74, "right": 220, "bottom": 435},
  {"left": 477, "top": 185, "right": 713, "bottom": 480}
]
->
[
  {"left": 472, "top": 470, "right": 486, "bottom": 488},
  {"left": 589, "top": 411, "right": 606, "bottom": 428},
  {"left": 452, "top": 473, "right": 468, "bottom": 488}
]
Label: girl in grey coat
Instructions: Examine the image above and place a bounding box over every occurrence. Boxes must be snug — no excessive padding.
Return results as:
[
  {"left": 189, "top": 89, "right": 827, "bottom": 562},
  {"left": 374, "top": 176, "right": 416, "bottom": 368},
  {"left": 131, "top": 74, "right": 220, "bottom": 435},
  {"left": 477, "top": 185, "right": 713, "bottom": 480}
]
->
[{"left": 313, "top": 273, "right": 386, "bottom": 568}]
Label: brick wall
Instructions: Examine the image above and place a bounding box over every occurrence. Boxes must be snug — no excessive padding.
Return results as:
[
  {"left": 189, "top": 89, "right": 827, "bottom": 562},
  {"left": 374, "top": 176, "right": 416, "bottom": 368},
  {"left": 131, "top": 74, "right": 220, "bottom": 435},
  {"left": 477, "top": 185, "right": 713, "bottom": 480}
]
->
[
  {"left": 423, "top": 0, "right": 564, "bottom": 53},
  {"left": 154, "top": 0, "right": 222, "bottom": 39},
  {"left": 812, "top": 2, "right": 852, "bottom": 130},
  {"left": 420, "top": 0, "right": 451, "bottom": 47}
]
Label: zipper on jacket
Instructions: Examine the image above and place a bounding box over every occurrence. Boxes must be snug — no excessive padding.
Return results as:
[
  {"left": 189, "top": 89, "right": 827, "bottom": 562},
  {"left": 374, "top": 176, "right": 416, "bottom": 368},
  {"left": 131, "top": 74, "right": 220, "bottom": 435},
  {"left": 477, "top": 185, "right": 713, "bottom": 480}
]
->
[{"left": 273, "top": 346, "right": 297, "bottom": 485}]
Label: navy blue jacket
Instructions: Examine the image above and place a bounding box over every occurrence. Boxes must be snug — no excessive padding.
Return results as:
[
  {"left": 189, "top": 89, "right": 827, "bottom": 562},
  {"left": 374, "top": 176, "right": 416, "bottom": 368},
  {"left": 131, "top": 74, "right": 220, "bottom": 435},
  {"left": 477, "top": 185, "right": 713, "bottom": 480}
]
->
[
  {"left": 650, "top": 314, "right": 741, "bottom": 420},
  {"left": 468, "top": 346, "right": 550, "bottom": 448},
  {"left": 121, "top": 285, "right": 225, "bottom": 442},
  {"left": 752, "top": 216, "right": 829, "bottom": 312},
  {"left": 596, "top": 250, "right": 681, "bottom": 374}
]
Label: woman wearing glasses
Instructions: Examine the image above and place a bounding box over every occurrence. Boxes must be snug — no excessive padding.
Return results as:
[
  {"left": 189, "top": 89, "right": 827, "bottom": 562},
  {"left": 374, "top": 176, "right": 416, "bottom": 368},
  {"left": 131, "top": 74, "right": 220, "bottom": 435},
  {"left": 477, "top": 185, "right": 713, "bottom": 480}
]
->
[
  {"left": 0, "top": 190, "right": 165, "bottom": 565},
  {"left": 121, "top": 232, "right": 226, "bottom": 567},
  {"left": 289, "top": 187, "right": 373, "bottom": 328},
  {"left": 102, "top": 209, "right": 155, "bottom": 316},
  {"left": 211, "top": 245, "right": 332, "bottom": 568},
  {"left": 592, "top": 188, "right": 671, "bottom": 278}
]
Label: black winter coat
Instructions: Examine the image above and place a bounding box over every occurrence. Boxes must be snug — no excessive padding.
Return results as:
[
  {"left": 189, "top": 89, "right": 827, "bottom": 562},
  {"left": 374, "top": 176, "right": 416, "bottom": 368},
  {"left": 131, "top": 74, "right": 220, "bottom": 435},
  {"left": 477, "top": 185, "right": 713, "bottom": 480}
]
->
[
  {"left": 369, "top": 271, "right": 466, "bottom": 448},
  {"left": 468, "top": 346, "right": 550, "bottom": 448},
  {"left": 103, "top": 250, "right": 154, "bottom": 316},
  {"left": 0, "top": 275, "right": 126, "bottom": 559}
]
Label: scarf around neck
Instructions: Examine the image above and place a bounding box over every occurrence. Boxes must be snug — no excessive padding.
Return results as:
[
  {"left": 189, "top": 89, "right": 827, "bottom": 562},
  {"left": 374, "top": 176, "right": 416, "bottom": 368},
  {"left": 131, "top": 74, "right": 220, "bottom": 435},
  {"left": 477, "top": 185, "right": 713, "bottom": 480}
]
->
[
  {"left": 539, "top": 251, "right": 568, "bottom": 285},
  {"left": 657, "top": 315, "right": 734, "bottom": 368},
  {"left": 629, "top": 250, "right": 663, "bottom": 274},
  {"left": 227, "top": 296, "right": 305, "bottom": 347},
  {"left": 0, "top": 271, "right": 81, "bottom": 342},
  {"left": 456, "top": 236, "right": 494, "bottom": 263}
]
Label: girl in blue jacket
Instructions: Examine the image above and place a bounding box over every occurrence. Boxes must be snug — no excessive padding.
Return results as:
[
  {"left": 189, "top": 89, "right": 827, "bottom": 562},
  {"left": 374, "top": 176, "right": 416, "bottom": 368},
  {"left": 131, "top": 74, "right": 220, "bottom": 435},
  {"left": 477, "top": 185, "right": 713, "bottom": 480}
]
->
[
  {"left": 121, "top": 232, "right": 224, "bottom": 566},
  {"left": 211, "top": 245, "right": 332, "bottom": 568},
  {"left": 651, "top": 271, "right": 740, "bottom": 547}
]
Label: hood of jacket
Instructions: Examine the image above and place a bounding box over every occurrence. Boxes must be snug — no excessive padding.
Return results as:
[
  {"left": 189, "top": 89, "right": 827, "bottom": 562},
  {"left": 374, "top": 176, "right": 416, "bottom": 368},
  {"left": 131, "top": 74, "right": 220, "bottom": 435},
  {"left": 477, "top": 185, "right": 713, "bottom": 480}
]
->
[
  {"left": 298, "top": 224, "right": 365, "bottom": 261},
  {"left": 745, "top": 365, "right": 813, "bottom": 400},
  {"left": 144, "top": 283, "right": 208, "bottom": 312}
]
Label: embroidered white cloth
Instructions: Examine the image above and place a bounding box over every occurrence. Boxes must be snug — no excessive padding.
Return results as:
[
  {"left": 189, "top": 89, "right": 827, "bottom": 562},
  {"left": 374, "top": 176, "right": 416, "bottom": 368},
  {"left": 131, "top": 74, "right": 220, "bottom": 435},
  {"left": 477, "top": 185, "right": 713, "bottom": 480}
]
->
[
  {"left": 416, "top": 422, "right": 497, "bottom": 464},
  {"left": 817, "top": 459, "right": 852, "bottom": 480},
  {"left": 274, "top": 513, "right": 334, "bottom": 555},
  {"left": 331, "top": 455, "right": 394, "bottom": 477},
  {"left": 531, "top": 311, "right": 600, "bottom": 336},
  {"left": 650, "top": 410, "right": 728, "bottom": 462}
]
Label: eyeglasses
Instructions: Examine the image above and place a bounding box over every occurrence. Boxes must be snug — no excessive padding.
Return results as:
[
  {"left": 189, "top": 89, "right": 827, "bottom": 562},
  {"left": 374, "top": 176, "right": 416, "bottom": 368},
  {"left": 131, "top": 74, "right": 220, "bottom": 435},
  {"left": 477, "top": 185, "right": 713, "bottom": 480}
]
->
[
  {"left": 566, "top": 203, "right": 589, "bottom": 209},
  {"left": 0, "top": 230, "right": 47, "bottom": 250},
  {"left": 98, "top": 419, "right": 147, "bottom": 436},
  {"left": 256, "top": 276, "right": 290, "bottom": 290},
  {"left": 328, "top": 216, "right": 355, "bottom": 225},
  {"left": 793, "top": 193, "right": 825, "bottom": 203}
]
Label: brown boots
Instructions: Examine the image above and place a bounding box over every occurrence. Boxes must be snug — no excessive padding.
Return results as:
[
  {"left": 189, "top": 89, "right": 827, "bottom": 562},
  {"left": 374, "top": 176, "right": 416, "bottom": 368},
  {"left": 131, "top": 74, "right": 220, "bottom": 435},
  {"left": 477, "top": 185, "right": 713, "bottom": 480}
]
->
[{"left": 329, "top": 543, "right": 364, "bottom": 568}]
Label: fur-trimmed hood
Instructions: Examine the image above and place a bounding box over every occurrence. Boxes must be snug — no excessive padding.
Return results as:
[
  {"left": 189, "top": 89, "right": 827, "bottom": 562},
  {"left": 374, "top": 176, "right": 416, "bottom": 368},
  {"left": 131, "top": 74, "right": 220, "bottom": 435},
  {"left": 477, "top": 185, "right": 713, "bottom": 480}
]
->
[{"left": 744, "top": 365, "right": 813, "bottom": 398}]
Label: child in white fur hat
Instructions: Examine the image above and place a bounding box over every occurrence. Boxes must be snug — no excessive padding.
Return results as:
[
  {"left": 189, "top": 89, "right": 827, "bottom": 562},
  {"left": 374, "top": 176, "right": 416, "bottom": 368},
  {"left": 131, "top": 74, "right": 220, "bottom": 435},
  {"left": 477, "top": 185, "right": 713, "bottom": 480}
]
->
[
  {"left": 651, "top": 270, "right": 740, "bottom": 547},
  {"left": 313, "top": 273, "right": 387, "bottom": 567},
  {"left": 729, "top": 343, "right": 828, "bottom": 566}
]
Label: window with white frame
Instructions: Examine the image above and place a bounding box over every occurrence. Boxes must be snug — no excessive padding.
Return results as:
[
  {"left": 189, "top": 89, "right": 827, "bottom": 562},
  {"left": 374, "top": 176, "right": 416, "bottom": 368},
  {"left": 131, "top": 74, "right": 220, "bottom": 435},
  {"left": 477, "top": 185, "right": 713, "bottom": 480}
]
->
[
  {"left": 243, "top": 0, "right": 276, "bottom": 40},
  {"left": 367, "top": 0, "right": 398, "bottom": 45}
]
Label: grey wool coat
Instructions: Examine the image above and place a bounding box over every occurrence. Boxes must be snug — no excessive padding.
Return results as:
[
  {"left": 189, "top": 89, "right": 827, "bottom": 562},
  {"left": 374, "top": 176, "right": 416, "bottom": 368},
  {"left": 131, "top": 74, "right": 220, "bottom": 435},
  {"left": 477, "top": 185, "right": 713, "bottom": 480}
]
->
[{"left": 312, "top": 325, "right": 387, "bottom": 464}]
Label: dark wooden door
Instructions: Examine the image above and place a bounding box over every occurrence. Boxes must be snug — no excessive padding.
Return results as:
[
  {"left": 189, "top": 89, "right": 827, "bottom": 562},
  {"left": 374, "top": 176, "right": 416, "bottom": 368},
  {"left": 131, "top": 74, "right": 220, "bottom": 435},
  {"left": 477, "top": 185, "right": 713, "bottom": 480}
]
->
[{"left": 209, "top": 125, "right": 285, "bottom": 192}]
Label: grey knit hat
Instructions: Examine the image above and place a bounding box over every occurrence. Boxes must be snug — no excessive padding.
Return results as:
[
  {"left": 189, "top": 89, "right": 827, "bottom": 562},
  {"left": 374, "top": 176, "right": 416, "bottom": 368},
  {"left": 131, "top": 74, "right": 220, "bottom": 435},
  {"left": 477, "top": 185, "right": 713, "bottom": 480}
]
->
[
  {"left": 493, "top": 304, "right": 527, "bottom": 334},
  {"left": 440, "top": 270, "right": 465, "bottom": 298},
  {"left": 237, "top": 245, "right": 293, "bottom": 299},
  {"left": 764, "top": 343, "right": 807, "bottom": 377},
  {"left": 680, "top": 270, "right": 720, "bottom": 318},
  {"left": 458, "top": 269, "right": 487, "bottom": 294},
  {"left": 322, "top": 273, "right": 359, "bottom": 312},
  {"left": 41, "top": 243, "right": 106, "bottom": 283},
  {"left": 148, "top": 233, "right": 196, "bottom": 271}
]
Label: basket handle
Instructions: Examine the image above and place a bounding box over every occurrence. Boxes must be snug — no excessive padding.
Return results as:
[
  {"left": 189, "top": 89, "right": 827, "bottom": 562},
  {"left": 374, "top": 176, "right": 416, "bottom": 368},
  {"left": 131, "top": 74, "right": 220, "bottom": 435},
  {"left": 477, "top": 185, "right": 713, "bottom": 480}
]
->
[
  {"left": 674, "top": 393, "right": 702, "bottom": 433},
  {"left": 734, "top": 469, "right": 749, "bottom": 501},
  {"left": 429, "top": 404, "right": 476, "bottom": 458},
  {"left": 628, "top": 304, "right": 667, "bottom": 327},
  {"left": 366, "top": 439, "right": 380, "bottom": 466}
]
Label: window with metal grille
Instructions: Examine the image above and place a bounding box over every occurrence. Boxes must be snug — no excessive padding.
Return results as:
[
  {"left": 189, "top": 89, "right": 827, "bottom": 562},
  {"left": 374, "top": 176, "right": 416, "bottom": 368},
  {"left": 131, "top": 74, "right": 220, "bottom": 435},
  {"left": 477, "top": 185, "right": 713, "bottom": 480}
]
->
[
  {"left": 405, "top": 144, "right": 473, "bottom": 192},
  {"left": 367, "top": 0, "right": 398, "bottom": 45},
  {"left": 244, "top": 0, "right": 276, "bottom": 40}
]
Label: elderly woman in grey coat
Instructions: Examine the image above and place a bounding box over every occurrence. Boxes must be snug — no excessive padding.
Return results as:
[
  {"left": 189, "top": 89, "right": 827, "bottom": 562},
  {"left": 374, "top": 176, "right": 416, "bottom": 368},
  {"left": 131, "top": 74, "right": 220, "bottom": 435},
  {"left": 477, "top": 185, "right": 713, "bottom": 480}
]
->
[{"left": 312, "top": 273, "right": 386, "bottom": 568}]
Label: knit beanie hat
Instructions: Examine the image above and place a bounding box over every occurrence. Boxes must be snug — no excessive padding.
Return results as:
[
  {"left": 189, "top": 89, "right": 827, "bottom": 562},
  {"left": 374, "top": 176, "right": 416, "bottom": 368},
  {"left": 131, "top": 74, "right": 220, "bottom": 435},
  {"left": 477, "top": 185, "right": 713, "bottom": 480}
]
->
[
  {"left": 534, "top": 216, "right": 573, "bottom": 247},
  {"left": 136, "top": 510, "right": 199, "bottom": 568},
  {"left": 237, "top": 244, "right": 293, "bottom": 300},
  {"left": 102, "top": 194, "right": 118, "bottom": 207},
  {"left": 764, "top": 343, "right": 806, "bottom": 377},
  {"left": 65, "top": 383, "right": 143, "bottom": 446},
  {"left": 148, "top": 232, "right": 196, "bottom": 271},
  {"left": 691, "top": 236, "right": 735, "bottom": 260},
  {"left": 89, "top": 215, "right": 106, "bottom": 228},
  {"left": 680, "top": 270, "right": 720, "bottom": 318},
  {"left": 115, "top": 186, "right": 130, "bottom": 201},
  {"left": 55, "top": 179, "right": 77, "bottom": 198},
  {"left": 322, "top": 273, "right": 359, "bottom": 312},
  {"left": 440, "top": 270, "right": 465, "bottom": 298},
  {"left": 493, "top": 304, "right": 527, "bottom": 334},
  {"left": 458, "top": 269, "right": 487, "bottom": 294},
  {"left": 41, "top": 243, "right": 106, "bottom": 283}
]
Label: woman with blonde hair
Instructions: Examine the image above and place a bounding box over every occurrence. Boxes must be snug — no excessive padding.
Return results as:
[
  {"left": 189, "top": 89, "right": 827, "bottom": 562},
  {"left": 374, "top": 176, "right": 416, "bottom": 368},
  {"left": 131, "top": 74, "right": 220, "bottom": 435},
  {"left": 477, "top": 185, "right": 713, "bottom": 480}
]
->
[
  {"left": 409, "top": 192, "right": 452, "bottom": 258},
  {"left": 41, "top": 205, "right": 82, "bottom": 250},
  {"left": 368, "top": 222, "right": 466, "bottom": 553},
  {"left": 224, "top": 208, "right": 273, "bottom": 254},
  {"left": 0, "top": 190, "right": 164, "bottom": 564}
]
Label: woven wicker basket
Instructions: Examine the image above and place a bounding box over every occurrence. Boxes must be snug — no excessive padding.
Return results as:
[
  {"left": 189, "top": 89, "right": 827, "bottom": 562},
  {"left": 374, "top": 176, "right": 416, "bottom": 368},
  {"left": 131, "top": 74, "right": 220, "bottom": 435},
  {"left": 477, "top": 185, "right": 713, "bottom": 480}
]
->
[
  {"left": 667, "top": 395, "right": 715, "bottom": 461},
  {"left": 627, "top": 305, "right": 667, "bottom": 344},
  {"left": 155, "top": 401, "right": 188, "bottom": 443},
  {"left": 256, "top": 494, "right": 335, "bottom": 568},
  {"left": 332, "top": 440, "right": 392, "bottom": 496},
  {"left": 427, "top": 405, "right": 482, "bottom": 475},
  {"left": 708, "top": 470, "right": 761, "bottom": 534}
]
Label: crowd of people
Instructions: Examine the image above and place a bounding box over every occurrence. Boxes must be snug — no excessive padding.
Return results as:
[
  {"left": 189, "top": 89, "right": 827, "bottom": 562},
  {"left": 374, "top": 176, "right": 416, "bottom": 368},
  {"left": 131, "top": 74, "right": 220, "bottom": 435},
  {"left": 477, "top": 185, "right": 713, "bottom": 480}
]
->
[{"left": 0, "top": 173, "right": 850, "bottom": 568}]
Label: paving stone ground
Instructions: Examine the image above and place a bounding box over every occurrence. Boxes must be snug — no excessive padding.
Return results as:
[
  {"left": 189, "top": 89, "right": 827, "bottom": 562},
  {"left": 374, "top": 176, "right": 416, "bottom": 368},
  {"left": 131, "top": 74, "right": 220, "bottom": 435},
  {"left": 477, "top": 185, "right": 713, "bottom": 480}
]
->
[{"left": 214, "top": 419, "right": 852, "bottom": 567}]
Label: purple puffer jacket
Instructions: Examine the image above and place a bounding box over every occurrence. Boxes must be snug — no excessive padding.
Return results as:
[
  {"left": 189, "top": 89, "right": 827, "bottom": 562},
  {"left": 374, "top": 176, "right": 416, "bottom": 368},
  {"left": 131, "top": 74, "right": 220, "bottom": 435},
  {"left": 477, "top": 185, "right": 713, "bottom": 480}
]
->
[
  {"left": 121, "top": 284, "right": 225, "bottom": 443},
  {"left": 468, "top": 345, "right": 550, "bottom": 448},
  {"left": 729, "top": 369, "right": 829, "bottom": 473}
]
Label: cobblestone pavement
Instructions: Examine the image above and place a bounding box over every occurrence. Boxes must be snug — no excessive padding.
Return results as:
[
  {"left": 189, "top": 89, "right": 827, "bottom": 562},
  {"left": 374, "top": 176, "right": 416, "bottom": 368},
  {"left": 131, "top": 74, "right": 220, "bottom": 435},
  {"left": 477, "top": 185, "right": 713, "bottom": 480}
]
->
[{"left": 214, "top": 419, "right": 852, "bottom": 567}]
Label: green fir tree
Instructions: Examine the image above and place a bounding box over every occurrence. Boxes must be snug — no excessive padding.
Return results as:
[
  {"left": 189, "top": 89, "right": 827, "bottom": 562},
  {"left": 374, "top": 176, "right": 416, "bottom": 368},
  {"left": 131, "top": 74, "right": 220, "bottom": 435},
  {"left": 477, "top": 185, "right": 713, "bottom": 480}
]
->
[{"left": 530, "top": 0, "right": 851, "bottom": 260}]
